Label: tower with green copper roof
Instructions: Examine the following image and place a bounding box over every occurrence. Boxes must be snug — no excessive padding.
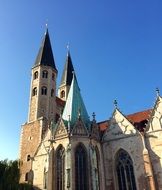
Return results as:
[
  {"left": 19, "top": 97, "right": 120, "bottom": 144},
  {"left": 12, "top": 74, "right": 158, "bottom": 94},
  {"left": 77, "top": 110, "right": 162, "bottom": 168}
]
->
[{"left": 62, "top": 73, "right": 90, "bottom": 128}]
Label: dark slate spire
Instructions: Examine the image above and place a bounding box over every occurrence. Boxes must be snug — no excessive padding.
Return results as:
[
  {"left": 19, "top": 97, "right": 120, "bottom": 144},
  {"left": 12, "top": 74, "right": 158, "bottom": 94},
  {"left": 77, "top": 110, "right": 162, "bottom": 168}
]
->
[
  {"left": 60, "top": 50, "right": 74, "bottom": 86},
  {"left": 34, "top": 29, "right": 57, "bottom": 70}
]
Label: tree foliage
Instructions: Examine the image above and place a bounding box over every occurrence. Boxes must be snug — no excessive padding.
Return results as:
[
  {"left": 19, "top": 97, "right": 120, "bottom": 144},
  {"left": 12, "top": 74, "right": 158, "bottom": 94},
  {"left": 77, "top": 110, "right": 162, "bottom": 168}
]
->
[{"left": 0, "top": 159, "right": 32, "bottom": 190}]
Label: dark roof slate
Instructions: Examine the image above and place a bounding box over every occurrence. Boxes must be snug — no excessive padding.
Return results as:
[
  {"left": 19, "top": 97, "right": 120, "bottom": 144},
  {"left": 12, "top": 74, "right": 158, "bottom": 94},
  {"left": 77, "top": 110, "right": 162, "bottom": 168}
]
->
[
  {"left": 34, "top": 29, "right": 57, "bottom": 70},
  {"left": 60, "top": 51, "right": 74, "bottom": 86}
]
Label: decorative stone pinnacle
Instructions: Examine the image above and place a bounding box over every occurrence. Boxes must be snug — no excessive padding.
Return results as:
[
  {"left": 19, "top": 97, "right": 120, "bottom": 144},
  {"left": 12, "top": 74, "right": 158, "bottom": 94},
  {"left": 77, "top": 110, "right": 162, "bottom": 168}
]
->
[
  {"left": 114, "top": 99, "right": 118, "bottom": 108},
  {"left": 156, "top": 87, "right": 160, "bottom": 96},
  {"left": 92, "top": 112, "right": 96, "bottom": 120}
]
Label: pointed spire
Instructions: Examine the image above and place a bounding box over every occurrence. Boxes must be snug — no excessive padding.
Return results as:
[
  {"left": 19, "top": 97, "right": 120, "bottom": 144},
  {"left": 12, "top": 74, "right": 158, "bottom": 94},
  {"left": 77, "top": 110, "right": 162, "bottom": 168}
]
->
[
  {"left": 34, "top": 28, "right": 57, "bottom": 71},
  {"left": 62, "top": 73, "right": 90, "bottom": 127},
  {"left": 60, "top": 47, "right": 74, "bottom": 86}
]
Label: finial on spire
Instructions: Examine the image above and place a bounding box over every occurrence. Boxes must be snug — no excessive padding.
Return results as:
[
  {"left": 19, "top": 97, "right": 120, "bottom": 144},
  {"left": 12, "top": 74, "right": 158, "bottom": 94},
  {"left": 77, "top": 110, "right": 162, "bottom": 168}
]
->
[
  {"left": 45, "top": 20, "right": 48, "bottom": 34},
  {"left": 66, "top": 42, "right": 70, "bottom": 56},
  {"left": 114, "top": 99, "right": 118, "bottom": 108},
  {"left": 92, "top": 112, "right": 96, "bottom": 121},
  {"left": 67, "top": 42, "right": 70, "bottom": 51},
  {"left": 156, "top": 87, "right": 160, "bottom": 96}
]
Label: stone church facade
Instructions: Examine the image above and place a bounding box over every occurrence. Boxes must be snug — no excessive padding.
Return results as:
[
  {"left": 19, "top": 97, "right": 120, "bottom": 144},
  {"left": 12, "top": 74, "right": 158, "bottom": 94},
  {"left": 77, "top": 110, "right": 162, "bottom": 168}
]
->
[{"left": 19, "top": 29, "right": 162, "bottom": 190}]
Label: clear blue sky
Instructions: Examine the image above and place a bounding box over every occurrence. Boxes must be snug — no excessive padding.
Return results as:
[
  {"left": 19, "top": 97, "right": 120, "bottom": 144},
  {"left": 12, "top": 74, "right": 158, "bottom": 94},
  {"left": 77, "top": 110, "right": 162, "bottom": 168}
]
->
[{"left": 0, "top": 0, "right": 162, "bottom": 160}]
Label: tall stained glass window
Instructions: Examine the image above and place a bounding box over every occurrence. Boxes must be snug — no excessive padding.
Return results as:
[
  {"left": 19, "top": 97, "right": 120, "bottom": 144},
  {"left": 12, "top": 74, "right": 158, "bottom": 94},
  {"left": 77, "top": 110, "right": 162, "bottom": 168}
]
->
[
  {"left": 116, "top": 149, "right": 137, "bottom": 190},
  {"left": 75, "top": 144, "right": 88, "bottom": 190},
  {"left": 56, "top": 145, "right": 65, "bottom": 190}
]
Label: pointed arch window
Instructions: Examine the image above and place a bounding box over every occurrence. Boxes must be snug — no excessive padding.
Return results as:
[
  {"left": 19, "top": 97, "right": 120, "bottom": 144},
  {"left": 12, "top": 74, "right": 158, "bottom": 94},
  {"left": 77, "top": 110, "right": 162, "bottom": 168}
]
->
[
  {"left": 41, "top": 86, "right": 47, "bottom": 95},
  {"left": 34, "top": 71, "right": 38, "bottom": 79},
  {"left": 116, "top": 149, "right": 137, "bottom": 190},
  {"left": 56, "top": 145, "right": 65, "bottom": 190},
  {"left": 27, "top": 154, "right": 31, "bottom": 161},
  {"left": 51, "top": 89, "right": 54, "bottom": 97},
  {"left": 61, "top": 90, "right": 65, "bottom": 98},
  {"left": 52, "top": 73, "right": 55, "bottom": 81},
  {"left": 42, "top": 70, "right": 48, "bottom": 78},
  {"left": 32, "top": 87, "right": 37, "bottom": 96},
  {"left": 75, "top": 144, "right": 88, "bottom": 190},
  {"left": 25, "top": 172, "right": 28, "bottom": 181}
]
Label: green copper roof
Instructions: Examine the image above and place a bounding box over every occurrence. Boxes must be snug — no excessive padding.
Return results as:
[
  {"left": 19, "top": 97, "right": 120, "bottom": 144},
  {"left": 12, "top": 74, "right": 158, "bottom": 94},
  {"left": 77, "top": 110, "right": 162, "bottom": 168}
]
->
[
  {"left": 34, "top": 29, "right": 57, "bottom": 70},
  {"left": 62, "top": 74, "right": 90, "bottom": 127}
]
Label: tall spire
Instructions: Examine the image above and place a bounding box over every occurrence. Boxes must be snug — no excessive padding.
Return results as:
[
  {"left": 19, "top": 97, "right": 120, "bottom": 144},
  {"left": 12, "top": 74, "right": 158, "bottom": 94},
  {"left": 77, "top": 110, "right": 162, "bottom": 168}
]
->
[
  {"left": 60, "top": 50, "right": 74, "bottom": 86},
  {"left": 62, "top": 73, "right": 90, "bottom": 127},
  {"left": 34, "top": 29, "right": 57, "bottom": 71}
]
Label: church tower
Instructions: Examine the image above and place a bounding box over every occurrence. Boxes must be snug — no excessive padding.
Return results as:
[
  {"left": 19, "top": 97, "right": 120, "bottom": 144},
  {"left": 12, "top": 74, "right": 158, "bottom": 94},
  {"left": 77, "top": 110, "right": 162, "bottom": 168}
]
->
[
  {"left": 19, "top": 28, "right": 58, "bottom": 184},
  {"left": 28, "top": 29, "right": 57, "bottom": 123},
  {"left": 58, "top": 50, "right": 74, "bottom": 101}
]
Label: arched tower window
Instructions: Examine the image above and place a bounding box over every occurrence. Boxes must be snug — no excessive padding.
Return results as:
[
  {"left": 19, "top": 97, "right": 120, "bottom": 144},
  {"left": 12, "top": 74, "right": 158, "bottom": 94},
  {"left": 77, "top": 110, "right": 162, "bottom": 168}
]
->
[
  {"left": 34, "top": 71, "right": 38, "bottom": 79},
  {"left": 32, "top": 87, "right": 37, "bottom": 96},
  {"left": 27, "top": 154, "right": 30, "bottom": 161},
  {"left": 51, "top": 89, "right": 54, "bottom": 97},
  {"left": 116, "top": 149, "right": 137, "bottom": 190},
  {"left": 61, "top": 90, "right": 65, "bottom": 98},
  {"left": 56, "top": 145, "right": 65, "bottom": 190},
  {"left": 75, "top": 144, "right": 88, "bottom": 190},
  {"left": 25, "top": 172, "right": 28, "bottom": 181},
  {"left": 42, "top": 70, "right": 48, "bottom": 78},
  {"left": 52, "top": 73, "right": 55, "bottom": 80},
  {"left": 41, "top": 86, "right": 47, "bottom": 95}
]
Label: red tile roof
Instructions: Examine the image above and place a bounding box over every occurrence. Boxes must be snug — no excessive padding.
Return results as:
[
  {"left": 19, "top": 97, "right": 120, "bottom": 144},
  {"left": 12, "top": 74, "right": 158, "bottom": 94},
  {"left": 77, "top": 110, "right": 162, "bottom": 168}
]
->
[
  {"left": 126, "top": 109, "right": 151, "bottom": 123},
  {"left": 98, "top": 109, "right": 152, "bottom": 132},
  {"left": 56, "top": 97, "right": 65, "bottom": 107}
]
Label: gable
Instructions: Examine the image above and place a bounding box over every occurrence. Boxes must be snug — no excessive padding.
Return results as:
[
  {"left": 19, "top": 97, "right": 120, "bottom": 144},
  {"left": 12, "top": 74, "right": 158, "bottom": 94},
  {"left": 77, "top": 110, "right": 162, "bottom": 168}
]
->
[
  {"left": 54, "top": 119, "right": 68, "bottom": 139},
  {"left": 147, "top": 96, "right": 162, "bottom": 132},
  {"left": 71, "top": 119, "right": 89, "bottom": 136},
  {"left": 103, "top": 109, "right": 138, "bottom": 142}
]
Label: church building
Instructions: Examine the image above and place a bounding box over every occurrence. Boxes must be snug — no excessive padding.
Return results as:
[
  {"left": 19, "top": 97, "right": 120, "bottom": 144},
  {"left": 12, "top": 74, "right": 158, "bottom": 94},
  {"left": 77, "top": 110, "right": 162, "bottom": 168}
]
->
[{"left": 19, "top": 29, "right": 162, "bottom": 190}]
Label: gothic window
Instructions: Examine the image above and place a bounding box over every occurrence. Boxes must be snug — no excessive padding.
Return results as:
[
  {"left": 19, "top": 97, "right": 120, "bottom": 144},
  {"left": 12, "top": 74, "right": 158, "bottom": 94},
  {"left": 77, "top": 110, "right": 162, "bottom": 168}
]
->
[
  {"left": 27, "top": 155, "right": 30, "bottom": 161},
  {"left": 52, "top": 73, "right": 55, "bottom": 80},
  {"left": 41, "top": 86, "right": 47, "bottom": 95},
  {"left": 95, "top": 147, "right": 100, "bottom": 190},
  {"left": 34, "top": 71, "right": 38, "bottom": 79},
  {"left": 42, "top": 70, "right": 48, "bottom": 78},
  {"left": 116, "top": 149, "right": 137, "bottom": 190},
  {"left": 25, "top": 172, "right": 28, "bottom": 181},
  {"left": 75, "top": 144, "right": 88, "bottom": 190},
  {"left": 56, "top": 145, "right": 65, "bottom": 190},
  {"left": 51, "top": 89, "right": 54, "bottom": 97},
  {"left": 32, "top": 87, "right": 37, "bottom": 96},
  {"left": 61, "top": 90, "right": 65, "bottom": 98}
]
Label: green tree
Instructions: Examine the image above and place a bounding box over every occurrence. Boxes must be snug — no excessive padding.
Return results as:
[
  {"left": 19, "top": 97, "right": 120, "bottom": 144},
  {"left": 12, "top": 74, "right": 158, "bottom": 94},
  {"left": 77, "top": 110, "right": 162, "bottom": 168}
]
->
[{"left": 0, "top": 159, "right": 32, "bottom": 190}]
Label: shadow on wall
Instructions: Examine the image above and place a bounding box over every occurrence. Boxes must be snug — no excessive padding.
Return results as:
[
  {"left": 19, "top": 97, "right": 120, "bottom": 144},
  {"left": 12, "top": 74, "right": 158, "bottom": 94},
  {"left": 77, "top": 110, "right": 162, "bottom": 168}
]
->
[{"left": 145, "top": 133, "right": 161, "bottom": 189}]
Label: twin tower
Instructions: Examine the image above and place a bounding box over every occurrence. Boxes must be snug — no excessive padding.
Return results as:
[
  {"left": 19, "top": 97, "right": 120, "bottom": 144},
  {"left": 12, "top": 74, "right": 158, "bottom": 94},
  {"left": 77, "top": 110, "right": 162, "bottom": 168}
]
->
[{"left": 19, "top": 29, "right": 103, "bottom": 189}]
